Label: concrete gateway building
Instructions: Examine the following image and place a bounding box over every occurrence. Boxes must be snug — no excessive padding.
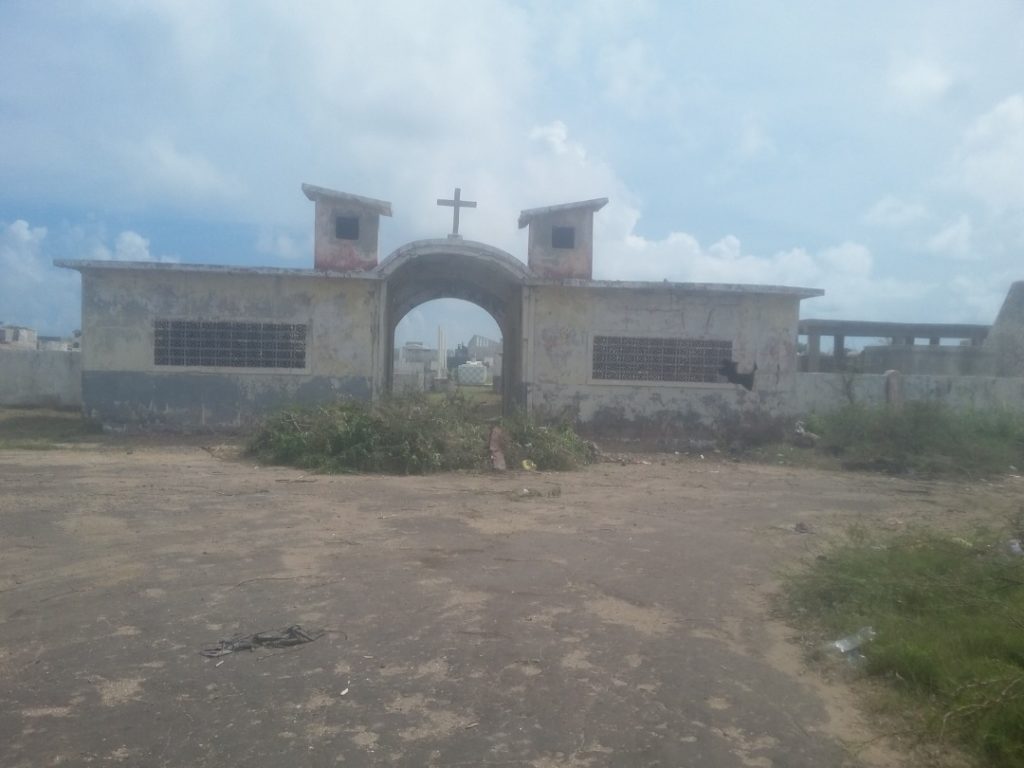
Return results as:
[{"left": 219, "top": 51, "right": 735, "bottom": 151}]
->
[{"left": 57, "top": 184, "right": 822, "bottom": 432}]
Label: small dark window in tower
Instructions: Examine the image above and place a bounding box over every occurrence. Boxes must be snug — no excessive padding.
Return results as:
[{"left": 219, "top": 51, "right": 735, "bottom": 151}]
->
[
  {"left": 335, "top": 215, "right": 360, "bottom": 240},
  {"left": 552, "top": 226, "right": 575, "bottom": 249}
]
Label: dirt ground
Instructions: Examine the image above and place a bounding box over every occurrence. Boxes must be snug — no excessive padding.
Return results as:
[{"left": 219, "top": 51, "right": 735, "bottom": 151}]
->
[{"left": 1, "top": 442, "right": 1021, "bottom": 767}]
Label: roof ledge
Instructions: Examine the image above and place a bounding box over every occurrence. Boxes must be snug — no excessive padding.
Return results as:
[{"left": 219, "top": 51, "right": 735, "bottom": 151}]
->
[
  {"left": 518, "top": 198, "right": 608, "bottom": 228},
  {"left": 301, "top": 183, "right": 393, "bottom": 216}
]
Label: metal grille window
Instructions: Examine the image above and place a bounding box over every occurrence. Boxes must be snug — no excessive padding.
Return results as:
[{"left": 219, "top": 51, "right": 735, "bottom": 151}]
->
[
  {"left": 592, "top": 336, "right": 732, "bottom": 382},
  {"left": 154, "top": 320, "right": 307, "bottom": 369}
]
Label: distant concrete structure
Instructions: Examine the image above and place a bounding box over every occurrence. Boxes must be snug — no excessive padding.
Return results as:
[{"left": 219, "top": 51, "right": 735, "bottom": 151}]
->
[
  {"left": 437, "top": 327, "right": 447, "bottom": 380},
  {"left": 984, "top": 281, "right": 1024, "bottom": 377},
  {"left": 794, "top": 282, "right": 1024, "bottom": 414},
  {"left": 0, "top": 324, "right": 37, "bottom": 349},
  {"left": 799, "top": 283, "right": 1024, "bottom": 378}
]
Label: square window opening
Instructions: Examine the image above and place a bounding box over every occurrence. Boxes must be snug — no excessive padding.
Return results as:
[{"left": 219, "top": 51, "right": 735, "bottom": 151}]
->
[
  {"left": 335, "top": 215, "right": 360, "bottom": 240},
  {"left": 552, "top": 226, "right": 575, "bottom": 249}
]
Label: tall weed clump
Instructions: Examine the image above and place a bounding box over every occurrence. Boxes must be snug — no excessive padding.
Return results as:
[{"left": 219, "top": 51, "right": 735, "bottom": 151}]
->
[
  {"left": 806, "top": 402, "right": 1024, "bottom": 476},
  {"left": 249, "top": 395, "right": 488, "bottom": 474},
  {"left": 501, "top": 412, "right": 597, "bottom": 471},
  {"left": 249, "top": 395, "right": 596, "bottom": 474}
]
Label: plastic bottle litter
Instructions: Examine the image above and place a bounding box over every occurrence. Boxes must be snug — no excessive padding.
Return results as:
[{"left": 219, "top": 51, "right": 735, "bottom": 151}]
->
[{"left": 831, "top": 626, "right": 876, "bottom": 654}]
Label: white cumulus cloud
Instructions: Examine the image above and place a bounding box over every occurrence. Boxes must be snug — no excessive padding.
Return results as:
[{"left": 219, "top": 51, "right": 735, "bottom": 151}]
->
[
  {"left": 925, "top": 214, "right": 973, "bottom": 258},
  {"left": 957, "top": 94, "right": 1024, "bottom": 210},
  {"left": 0, "top": 220, "right": 79, "bottom": 333},
  {"left": 887, "top": 57, "right": 953, "bottom": 106},
  {"left": 863, "top": 195, "right": 929, "bottom": 227}
]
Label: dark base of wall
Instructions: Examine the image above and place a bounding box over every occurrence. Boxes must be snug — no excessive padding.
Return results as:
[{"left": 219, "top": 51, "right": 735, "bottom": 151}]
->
[
  {"left": 570, "top": 404, "right": 791, "bottom": 452},
  {"left": 83, "top": 371, "right": 372, "bottom": 432}
]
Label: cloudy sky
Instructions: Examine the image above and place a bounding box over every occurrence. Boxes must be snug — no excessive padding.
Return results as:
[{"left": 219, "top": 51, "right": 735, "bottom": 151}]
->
[{"left": 2, "top": 1, "right": 1023, "bottom": 345}]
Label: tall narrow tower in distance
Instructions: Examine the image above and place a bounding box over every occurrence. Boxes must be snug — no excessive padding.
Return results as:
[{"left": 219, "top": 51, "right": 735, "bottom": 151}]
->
[{"left": 437, "top": 327, "right": 447, "bottom": 379}]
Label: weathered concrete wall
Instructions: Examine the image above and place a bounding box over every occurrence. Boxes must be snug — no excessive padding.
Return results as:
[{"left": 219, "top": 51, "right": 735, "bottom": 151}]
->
[
  {"left": 984, "top": 281, "right": 1024, "bottom": 376},
  {"left": 80, "top": 268, "right": 382, "bottom": 429},
  {"left": 524, "top": 284, "right": 804, "bottom": 435},
  {"left": 0, "top": 349, "right": 81, "bottom": 408},
  {"left": 859, "top": 345, "right": 996, "bottom": 376},
  {"left": 796, "top": 372, "right": 1024, "bottom": 413}
]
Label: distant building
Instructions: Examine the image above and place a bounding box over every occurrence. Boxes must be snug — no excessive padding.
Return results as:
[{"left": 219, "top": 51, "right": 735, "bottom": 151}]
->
[
  {"left": 0, "top": 324, "right": 37, "bottom": 349},
  {"left": 467, "top": 334, "right": 502, "bottom": 378},
  {"left": 397, "top": 341, "right": 437, "bottom": 365},
  {"left": 467, "top": 334, "right": 500, "bottom": 359}
]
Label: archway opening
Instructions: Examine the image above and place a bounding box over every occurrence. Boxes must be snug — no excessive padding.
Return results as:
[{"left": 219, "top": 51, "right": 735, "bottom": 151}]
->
[
  {"left": 392, "top": 299, "right": 503, "bottom": 414},
  {"left": 378, "top": 240, "right": 528, "bottom": 413}
]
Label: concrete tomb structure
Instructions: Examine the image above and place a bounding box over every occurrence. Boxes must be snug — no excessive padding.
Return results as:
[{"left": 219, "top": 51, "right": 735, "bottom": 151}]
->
[{"left": 57, "top": 183, "right": 822, "bottom": 431}]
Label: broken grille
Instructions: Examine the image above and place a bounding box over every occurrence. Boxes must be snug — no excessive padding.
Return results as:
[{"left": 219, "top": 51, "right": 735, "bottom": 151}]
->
[
  {"left": 154, "top": 320, "right": 307, "bottom": 369},
  {"left": 592, "top": 336, "right": 732, "bottom": 382}
]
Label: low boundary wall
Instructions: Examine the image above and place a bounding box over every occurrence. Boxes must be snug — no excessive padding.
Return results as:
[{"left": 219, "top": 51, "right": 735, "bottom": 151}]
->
[
  {"left": 0, "top": 349, "right": 82, "bottom": 408},
  {"left": 796, "top": 372, "right": 1024, "bottom": 414}
]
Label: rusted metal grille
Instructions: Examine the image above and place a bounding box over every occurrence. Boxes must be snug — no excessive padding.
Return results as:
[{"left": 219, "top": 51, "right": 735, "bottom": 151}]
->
[
  {"left": 592, "top": 336, "right": 732, "bottom": 382},
  {"left": 154, "top": 320, "right": 307, "bottom": 369}
]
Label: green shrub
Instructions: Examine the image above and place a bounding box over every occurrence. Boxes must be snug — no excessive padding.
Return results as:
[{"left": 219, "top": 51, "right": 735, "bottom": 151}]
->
[
  {"left": 248, "top": 395, "right": 595, "bottom": 474},
  {"left": 808, "top": 402, "right": 1024, "bottom": 477},
  {"left": 501, "top": 411, "right": 597, "bottom": 471}
]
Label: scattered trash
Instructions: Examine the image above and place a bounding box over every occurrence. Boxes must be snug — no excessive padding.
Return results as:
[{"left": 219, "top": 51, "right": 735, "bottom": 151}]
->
[
  {"left": 489, "top": 426, "right": 507, "bottom": 471},
  {"left": 340, "top": 687, "right": 349, "bottom": 696},
  {"left": 214, "top": 660, "right": 225, "bottom": 667},
  {"left": 512, "top": 487, "right": 543, "bottom": 500},
  {"left": 791, "top": 421, "right": 820, "bottom": 448},
  {"left": 200, "top": 624, "right": 324, "bottom": 658},
  {"left": 1009, "top": 539, "right": 1023, "bottom": 557},
  {"left": 464, "top": 722, "right": 479, "bottom": 729},
  {"left": 794, "top": 521, "right": 813, "bottom": 534},
  {"left": 521, "top": 459, "right": 537, "bottom": 471},
  {"left": 829, "top": 626, "right": 876, "bottom": 665}
]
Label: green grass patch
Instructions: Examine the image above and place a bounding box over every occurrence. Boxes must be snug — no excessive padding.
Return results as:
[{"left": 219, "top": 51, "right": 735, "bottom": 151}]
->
[
  {"left": 784, "top": 522, "right": 1024, "bottom": 767},
  {"left": 805, "top": 402, "right": 1024, "bottom": 477},
  {"left": 0, "top": 408, "right": 102, "bottom": 449},
  {"left": 248, "top": 394, "right": 594, "bottom": 474}
]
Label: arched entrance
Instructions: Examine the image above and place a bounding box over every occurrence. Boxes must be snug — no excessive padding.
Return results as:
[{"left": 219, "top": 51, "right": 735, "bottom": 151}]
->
[{"left": 376, "top": 239, "right": 529, "bottom": 412}]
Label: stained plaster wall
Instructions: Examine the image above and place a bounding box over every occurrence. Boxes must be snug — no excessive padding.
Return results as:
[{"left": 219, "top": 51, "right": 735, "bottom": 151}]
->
[
  {"left": 523, "top": 284, "right": 803, "bottom": 434},
  {"left": 80, "top": 268, "right": 382, "bottom": 429},
  {"left": 312, "top": 200, "right": 382, "bottom": 272}
]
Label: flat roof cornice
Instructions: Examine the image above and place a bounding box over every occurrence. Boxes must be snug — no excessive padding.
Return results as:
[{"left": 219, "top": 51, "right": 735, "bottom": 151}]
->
[
  {"left": 54, "top": 259, "right": 824, "bottom": 298},
  {"left": 300, "top": 184, "right": 393, "bottom": 216},
  {"left": 518, "top": 198, "right": 609, "bottom": 228},
  {"left": 526, "top": 278, "right": 824, "bottom": 299},
  {"left": 53, "top": 259, "right": 382, "bottom": 280}
]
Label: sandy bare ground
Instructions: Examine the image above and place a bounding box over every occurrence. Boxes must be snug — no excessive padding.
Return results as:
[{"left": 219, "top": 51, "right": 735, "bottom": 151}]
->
[{"left": 1, "top": 443, "right": 1020, "bottom": 767}]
